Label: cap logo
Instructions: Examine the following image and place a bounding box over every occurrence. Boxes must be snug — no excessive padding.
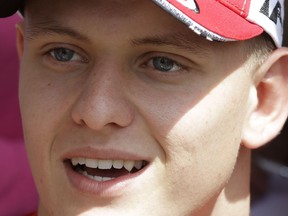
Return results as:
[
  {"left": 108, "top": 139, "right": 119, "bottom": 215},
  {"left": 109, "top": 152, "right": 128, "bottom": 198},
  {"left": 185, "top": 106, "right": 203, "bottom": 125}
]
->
[
  {"left": 260, "top": 0, "right": 283, "bottom": 26},
  {"left": 176, "top": 0, "right": 200, "bottom": 13}
]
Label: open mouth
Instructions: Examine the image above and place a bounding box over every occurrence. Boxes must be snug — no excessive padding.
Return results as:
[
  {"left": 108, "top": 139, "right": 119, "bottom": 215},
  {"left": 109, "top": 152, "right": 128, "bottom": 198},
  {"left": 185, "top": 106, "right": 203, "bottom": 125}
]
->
[{"left": 66, "top": 158, "right": 148, "bottom": 182}]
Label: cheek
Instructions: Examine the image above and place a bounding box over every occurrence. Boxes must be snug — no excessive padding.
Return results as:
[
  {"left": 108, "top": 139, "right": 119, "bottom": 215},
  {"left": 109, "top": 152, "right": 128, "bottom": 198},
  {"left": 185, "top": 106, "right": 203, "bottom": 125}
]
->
[
  {"left": 18, "top": 61, "right": 78, "bottom": 170},
  {"left": 142, "top": 73, "right": 251, "bottom": 208},
  {"left": 19, "top": 69, "right": 54, "bottom": 176},
  {"left": 19, "top": 75, "right": 59, "bottom": 144},
  {"left": 159, "top": 108, "right": 244, "bottom": 210},
  {"left": 19, "top": 56, "right": 80, "bottom": 138},
  {"left": 18, "top": 64, "right": 79, "bottom": 209}
]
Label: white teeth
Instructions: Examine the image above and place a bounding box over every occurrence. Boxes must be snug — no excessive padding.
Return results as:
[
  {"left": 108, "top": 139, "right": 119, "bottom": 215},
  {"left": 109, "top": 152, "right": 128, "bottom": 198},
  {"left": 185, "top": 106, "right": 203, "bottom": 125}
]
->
[
  {"left": 124, "top": 160, "right": 135, "bottom": 172},
  {"left": 71, "top": 158, "right": 147, "bottom": 182},
  {"left": 85, "top": 158, "right": 98, "bottom": 168},
  {"left": 71, "top": 158, "right": 145, "bottom": 172},
  {"left": 98, "top": 160, "right": 113, "bottom": 169},
  {"left": 113, "top": 160, "right": 124, "bottom": 169},
  {"left": 94, "top": 176, "right": 103, "bottom": 181},
  {"left": 135, "top": 161, "right": 143, "bottom": 170},
  {"left": 83, "top": 171, "right": 88, "bottom": 177},
  {"left": 103, "top": 177, "right": 114, "bottom": 181},
  {"left": 71, "top": 158, "right": 86, "bottom": 166},
  {"left": 82, "top": 170, "right": 114, "bottom": 182},
  {"left": 82, "top": 171, "right": 93, "bottom": 180},
  {"left": 93, "top": 176, "right": 114, "bottom": 182},
  {"left": 78, "top": 158, "right": 85, "bottom": 165},
  {"left": 71, "top": 158, "right": 79, "bottom": 166}
]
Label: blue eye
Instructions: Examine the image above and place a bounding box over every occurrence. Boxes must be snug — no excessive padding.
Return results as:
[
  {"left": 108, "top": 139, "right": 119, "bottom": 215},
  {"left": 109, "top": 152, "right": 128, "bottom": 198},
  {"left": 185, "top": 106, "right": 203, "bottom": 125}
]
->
[
  {"left": 151, "top": 57, "right": 182, "bottom": 72},
  {"left": 50, "top": 48, "right": 81, "bottom": 62}
]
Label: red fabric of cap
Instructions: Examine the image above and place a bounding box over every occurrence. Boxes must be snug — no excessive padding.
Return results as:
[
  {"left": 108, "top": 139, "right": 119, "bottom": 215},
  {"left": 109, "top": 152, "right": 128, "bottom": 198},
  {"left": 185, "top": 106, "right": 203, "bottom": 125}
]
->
[{"left": 167, "top": 0, "right": 264, "bottom": 40}]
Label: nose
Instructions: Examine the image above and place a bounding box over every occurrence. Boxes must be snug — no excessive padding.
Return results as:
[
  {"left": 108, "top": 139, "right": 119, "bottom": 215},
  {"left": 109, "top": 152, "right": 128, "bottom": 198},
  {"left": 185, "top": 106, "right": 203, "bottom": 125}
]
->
[{"left": 71, "top": 66, "right": 135, "bottom": 131}]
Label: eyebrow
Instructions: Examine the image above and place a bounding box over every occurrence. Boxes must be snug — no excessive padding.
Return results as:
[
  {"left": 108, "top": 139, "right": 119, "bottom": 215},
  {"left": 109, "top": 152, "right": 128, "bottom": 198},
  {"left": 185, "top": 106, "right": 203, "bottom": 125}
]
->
[
  {"left": 131, "top": 33, "right": 211, "bottom": 58},
  {"left": 25, "top": 20, "right": 90, "bottom": 41}
]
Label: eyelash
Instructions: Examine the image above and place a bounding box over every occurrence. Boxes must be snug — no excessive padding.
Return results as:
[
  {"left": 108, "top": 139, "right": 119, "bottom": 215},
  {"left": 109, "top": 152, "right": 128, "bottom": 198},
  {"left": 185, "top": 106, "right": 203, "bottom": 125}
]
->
[
  {"left": 48, "top": 47, "right": 88, "bottom": 63},
  {"left": 146, "top": 56, "right": 184, "bottom": 73},
  {"left": 139, "top": 52, "right": 192, "bottom": 78}
]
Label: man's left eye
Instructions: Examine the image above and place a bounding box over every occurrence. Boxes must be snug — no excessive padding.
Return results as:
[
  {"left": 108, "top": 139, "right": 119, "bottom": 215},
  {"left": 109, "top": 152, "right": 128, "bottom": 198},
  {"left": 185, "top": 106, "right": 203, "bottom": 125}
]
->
[
  {"left": 149, "top": 57, "right": 182, "bottom": 72},
  {"left": 50, "top": 48, "right": 82, "bottom": 62}
]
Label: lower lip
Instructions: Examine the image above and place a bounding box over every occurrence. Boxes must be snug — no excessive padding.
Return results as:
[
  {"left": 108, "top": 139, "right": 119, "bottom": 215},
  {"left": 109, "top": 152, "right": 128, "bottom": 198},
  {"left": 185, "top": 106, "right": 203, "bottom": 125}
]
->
[{"left": 64, "top": 162, "right": 147, "bottom": 197}]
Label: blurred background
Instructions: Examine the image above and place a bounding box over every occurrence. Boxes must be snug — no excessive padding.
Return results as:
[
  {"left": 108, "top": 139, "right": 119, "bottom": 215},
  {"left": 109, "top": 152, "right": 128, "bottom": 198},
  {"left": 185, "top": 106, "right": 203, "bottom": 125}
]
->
[{"left": 0, "top": 14, "right": 38, "bottom": 216}]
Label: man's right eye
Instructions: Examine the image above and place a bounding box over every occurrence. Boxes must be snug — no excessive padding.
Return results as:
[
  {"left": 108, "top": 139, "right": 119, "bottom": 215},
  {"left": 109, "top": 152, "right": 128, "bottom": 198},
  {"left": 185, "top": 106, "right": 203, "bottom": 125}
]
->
[
  {"left": 149, "top": 57, "right": 182, "bottom": 72},
  {"left": 49, "top": 47, "right": 83, "bottom": 62}
]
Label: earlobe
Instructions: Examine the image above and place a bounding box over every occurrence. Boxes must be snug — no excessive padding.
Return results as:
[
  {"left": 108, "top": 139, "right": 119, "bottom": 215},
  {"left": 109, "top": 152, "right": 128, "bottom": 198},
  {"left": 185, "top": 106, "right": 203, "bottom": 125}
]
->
[
  {"left": 16, "top": 21, "right": 25, "bottom": 61},
  {"left": 242, "top": 48, "right": 288, "bottom": 149}
]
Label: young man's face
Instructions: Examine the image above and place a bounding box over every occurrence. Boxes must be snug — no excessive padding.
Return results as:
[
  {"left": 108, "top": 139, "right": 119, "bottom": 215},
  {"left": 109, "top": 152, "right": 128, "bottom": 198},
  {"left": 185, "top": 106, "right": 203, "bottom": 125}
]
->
[{"left": 18, "top": 0, "right": 255, "bottom": 215}]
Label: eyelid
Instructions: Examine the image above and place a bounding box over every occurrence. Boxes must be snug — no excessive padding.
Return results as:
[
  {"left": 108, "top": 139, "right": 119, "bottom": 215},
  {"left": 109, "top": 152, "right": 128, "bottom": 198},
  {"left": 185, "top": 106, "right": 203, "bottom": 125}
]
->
[
  {"left": 40, "top": 43, "right": 90, "bottom": 74},
  {"left": 147, "top": 57, "right": 183, "bottom": 72},
  {"left": 140, "top": 52, "right": 191, "bottom": 72},
  {"left": 42, "top": 43, "right": 89, "bottom": 63},
  {"left": 50, "top": 48, "right": 88, "bottom": 63},
  {"left": 142, "top": 51, "right": 192, "bottom": 65}
]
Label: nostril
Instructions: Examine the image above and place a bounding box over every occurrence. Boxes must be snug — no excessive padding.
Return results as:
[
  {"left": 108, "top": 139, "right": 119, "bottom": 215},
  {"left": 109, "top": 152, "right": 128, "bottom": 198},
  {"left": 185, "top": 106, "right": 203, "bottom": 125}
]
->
[
  {"left": 79, "top": 119, "right": 86, "bottom": 126},
  {"left": 70, "top": 84, "right": 135, "bottom": 131}
]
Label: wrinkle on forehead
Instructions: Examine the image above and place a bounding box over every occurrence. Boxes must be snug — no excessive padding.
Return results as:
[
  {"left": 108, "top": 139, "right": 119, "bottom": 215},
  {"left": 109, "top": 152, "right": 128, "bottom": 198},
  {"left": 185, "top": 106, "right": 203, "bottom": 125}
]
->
[
  {"left": 25, "top": 0, "right": 147, "bottom": 21},
  {"left": 24, "top": 0, "right": 162, "bottom": 40},
  {"left": 24, "top": 19, "right": 90, "bottom": 42}
]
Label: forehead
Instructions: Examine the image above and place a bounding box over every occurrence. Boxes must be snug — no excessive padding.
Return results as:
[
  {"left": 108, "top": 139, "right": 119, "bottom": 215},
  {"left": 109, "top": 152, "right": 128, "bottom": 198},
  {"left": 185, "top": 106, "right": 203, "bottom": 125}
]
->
[
  {"left": 24, "top": 0, "right": 199, "bottom": 39},
  {"left": 25, "top": 0, "right": 161, "bottom": 22},
  {"left": 23, "top": 0, "right": 248, "bottom": 58}
]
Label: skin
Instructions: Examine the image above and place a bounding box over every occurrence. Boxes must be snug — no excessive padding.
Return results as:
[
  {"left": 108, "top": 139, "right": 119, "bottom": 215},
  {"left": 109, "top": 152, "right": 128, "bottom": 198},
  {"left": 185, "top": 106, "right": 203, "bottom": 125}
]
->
[{"left": 16, "top": 0, "right": 288, "bottom": 215}]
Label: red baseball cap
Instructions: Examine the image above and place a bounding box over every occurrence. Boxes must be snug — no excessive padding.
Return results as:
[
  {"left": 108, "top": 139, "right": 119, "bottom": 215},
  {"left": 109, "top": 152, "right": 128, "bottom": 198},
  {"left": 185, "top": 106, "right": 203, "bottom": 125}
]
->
[
  {"left": 0, "top": 0, "right": 285, "bottom": 47},
  {"left": 153, "top": 0, "right": 284, "bottom": 47}
]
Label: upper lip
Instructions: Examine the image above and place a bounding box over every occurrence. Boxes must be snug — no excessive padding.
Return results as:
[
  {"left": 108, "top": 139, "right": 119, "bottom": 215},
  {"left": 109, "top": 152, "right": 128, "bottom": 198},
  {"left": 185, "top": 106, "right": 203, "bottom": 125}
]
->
[{"left": 61, "top": 146, "right": 151, "bottom": 162}]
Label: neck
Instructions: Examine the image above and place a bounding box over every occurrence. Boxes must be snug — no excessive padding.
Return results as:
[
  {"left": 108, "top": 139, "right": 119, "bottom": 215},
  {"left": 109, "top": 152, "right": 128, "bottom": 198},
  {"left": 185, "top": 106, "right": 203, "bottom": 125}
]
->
[
  {"left": 201, "top": 147, "right": 251, "bottom": 216},
  {"left": 217, "top": 147, "right": 251, "bottom": 216}
]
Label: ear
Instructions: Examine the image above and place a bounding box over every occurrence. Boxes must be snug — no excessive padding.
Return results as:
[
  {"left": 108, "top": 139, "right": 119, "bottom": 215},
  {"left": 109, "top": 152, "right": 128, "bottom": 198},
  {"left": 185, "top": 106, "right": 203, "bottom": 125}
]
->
[
  {"left": 242, "top": 48, "right": 288, "bottom": 149},
  {"left": 16, "top": 21, "right": 25, "bottom": 61}
]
